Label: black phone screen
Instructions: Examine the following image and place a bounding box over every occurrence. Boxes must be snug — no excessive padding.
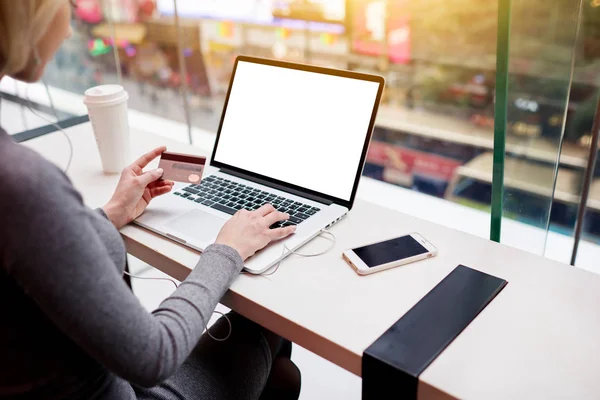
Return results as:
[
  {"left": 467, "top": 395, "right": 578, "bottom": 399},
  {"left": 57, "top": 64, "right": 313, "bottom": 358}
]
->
[{"left": 353, "top": 235, "right": 428, "bottom": 268}]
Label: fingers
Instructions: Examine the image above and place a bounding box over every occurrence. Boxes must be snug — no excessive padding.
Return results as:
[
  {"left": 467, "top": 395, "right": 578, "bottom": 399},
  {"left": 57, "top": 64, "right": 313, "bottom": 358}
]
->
[
  {"left": 256, "top": 203, "right": 276, "bottom": 216},
  {"left": 148, "top": 179, "right": 174, "bottom": 196},
  {"left": 131, "top": 146, "right": 167, "bottom": 170},
  {"left": 149, "top": 184, "right": 173, "bottom": 198},
  {"left": 263, "top": 210, "right": 289, "bottom": 226},
  {"left": 148, "top": 179, "right": 174, "bottom": 190},
  {"left": 268, "top": 225, "right": 296, "bottom": 240},
  {"left": 138, "top": 168, "right": 164, "bottom": 187}
]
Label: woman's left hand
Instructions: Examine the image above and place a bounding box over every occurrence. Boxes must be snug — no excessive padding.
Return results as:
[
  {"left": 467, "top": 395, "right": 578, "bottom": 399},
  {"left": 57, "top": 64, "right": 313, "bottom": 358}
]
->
[{"left": 103, "top": 146, "right": 174, "bottom": 229}]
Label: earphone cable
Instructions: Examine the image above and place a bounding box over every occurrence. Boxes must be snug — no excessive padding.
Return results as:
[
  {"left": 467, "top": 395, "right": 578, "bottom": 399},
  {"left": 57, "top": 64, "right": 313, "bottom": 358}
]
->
[
  {"left": 24, "top": 81, "right": 74, "bottom": 172},
  {"left": 244, "top": 229, "right": 336, "bottom": 277}
]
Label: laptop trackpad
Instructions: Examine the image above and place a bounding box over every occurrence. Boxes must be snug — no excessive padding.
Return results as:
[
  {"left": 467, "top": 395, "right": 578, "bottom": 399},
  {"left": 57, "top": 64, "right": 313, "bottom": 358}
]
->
[{"left": 165, "top": 210, "right": 226, "bottom": 243}]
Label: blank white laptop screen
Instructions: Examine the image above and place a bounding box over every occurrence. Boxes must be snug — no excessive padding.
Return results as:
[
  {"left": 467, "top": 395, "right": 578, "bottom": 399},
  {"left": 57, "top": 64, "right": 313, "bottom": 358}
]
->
[{"left": 214, "top": 60, "right": 380, "bottom": 202}]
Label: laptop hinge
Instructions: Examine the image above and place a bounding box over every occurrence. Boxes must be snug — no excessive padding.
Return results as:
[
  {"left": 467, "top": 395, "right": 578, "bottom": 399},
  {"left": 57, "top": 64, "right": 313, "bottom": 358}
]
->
[{"left": 219, "top": 168, "right": 333, "bottom": 206}]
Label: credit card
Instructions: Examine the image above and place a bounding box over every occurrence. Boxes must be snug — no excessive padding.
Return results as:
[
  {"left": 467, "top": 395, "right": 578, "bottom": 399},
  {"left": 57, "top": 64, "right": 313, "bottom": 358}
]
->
[{"left": 158, "top": 152, "right": 206, "bottom": 184}]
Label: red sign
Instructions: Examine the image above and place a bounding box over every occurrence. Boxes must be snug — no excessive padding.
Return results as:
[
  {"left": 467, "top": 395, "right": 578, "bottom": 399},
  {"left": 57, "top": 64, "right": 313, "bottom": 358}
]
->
[
  {"left": 75, "top": 0, "right": 103, "bottom": 24},
  {"left": 351, "top": 0, "right": 411, "bottom": 64},
  {"left": 367, "top": 141, "right": 462, "bottom": 181},
  {"left": 387, "top": 1, "right": 410, "bottom": 64}
]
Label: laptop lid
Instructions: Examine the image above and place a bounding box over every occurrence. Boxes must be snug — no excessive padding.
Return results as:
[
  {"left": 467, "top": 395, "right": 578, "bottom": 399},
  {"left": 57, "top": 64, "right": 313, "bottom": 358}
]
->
[{"left": 210, "top": 56, "right": 385, "bottom": 210}]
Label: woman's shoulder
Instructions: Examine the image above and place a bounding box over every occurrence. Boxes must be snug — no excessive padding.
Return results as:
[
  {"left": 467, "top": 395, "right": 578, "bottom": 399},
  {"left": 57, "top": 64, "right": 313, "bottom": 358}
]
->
[{"left": 0, "top": 139, "right": 78, "bottom": 205}]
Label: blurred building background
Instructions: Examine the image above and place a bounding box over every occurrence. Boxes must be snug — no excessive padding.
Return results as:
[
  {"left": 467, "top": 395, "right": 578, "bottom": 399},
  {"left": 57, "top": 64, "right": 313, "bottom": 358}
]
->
[{"left": 7, "top": 0, "right": 600, "bottom": 267}]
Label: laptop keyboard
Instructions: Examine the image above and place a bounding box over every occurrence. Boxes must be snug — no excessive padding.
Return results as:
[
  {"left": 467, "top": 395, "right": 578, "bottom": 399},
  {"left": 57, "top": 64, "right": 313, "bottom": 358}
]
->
[{"left": 172, "top": 176, "right": 321, "bottom": 228}]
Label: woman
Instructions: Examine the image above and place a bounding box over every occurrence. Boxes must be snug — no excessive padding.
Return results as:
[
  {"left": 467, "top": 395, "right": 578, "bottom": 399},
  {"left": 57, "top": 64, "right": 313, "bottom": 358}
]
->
[{"left": 0, "top": 1, "right": 300, "bottom": 399}]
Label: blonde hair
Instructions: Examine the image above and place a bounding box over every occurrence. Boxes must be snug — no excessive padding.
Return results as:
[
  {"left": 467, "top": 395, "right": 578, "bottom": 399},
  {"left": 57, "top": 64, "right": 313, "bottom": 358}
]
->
[{"left": 0, "top": 0, "right": 65, "bottom": 76}]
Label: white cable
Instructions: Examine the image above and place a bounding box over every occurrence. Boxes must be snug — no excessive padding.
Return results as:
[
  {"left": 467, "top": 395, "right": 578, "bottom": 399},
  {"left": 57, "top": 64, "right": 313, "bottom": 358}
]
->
[
  {"left": 206, "top": 310, "right": 232, "bottom": 342},
  {"left": 123, "top": 270, "right": 179, "bottom": 289},
  {"left": 123, "top": 270, "right": 232, "bottom": 341},
  {"left": 246, "top": 229, "right": 337, "bottom": 277},
  {"left": 24, "top": 82, "right": 74, "bottom": 172}
]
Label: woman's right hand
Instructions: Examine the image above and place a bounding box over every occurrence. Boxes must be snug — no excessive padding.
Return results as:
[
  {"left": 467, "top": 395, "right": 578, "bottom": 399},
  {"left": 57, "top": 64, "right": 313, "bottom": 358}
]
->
[{"left": 215, "top": 204, "right": 296, "bottom": 260}]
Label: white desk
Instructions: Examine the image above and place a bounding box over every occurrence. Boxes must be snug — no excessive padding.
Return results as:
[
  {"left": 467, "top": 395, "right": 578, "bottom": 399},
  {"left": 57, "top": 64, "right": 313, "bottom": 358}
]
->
[{"left": 24, "top": 122, "right": 600, "bottom": 399}]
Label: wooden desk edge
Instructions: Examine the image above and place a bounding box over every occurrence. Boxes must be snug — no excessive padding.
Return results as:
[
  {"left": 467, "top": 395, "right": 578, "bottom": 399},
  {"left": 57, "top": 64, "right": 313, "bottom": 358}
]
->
[
  {"left": 120, "top": 227, "right": 364, "bottom": 377},
  {"left": 418, "top": 382, "right": 458, "bottom": 400},
  {"left": 221, "top": 290, "right": 363, "bottom": 377}
]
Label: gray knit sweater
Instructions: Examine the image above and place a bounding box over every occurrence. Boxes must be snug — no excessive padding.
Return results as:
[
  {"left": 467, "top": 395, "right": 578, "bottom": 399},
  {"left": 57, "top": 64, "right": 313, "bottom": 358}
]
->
[{"left": 0, "top": 128, "right": 244, "bottom": 398}]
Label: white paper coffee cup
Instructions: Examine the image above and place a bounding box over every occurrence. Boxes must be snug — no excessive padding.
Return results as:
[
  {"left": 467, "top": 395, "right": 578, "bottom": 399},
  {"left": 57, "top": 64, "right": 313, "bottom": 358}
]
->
[{"left": 84, "top": 85, "right": 130, "bottom": 173}]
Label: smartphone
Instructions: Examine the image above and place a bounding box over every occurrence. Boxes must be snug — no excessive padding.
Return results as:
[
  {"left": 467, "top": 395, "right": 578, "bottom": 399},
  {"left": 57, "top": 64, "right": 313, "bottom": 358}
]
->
[{"left": 343, "top": 233, "right": 437, "bottom": 275}]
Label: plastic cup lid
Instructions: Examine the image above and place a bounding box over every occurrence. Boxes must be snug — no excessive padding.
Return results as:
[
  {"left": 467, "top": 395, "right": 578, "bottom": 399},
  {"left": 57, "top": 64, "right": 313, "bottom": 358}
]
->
[{"left": 84, "top": 85, "right": 127, "bottom": 105}]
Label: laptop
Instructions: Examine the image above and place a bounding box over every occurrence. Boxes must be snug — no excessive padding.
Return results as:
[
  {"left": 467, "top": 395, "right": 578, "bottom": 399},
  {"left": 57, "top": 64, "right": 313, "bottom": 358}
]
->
[{"left": 135, "top": 56, "right": 384, "bottom": 274}]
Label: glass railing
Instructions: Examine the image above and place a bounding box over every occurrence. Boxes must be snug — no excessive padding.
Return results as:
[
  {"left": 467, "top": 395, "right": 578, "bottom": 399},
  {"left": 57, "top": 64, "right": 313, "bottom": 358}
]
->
[
  {"left": 488, "top": 0, "right": 600, "bottom": 270},
  {"left": 493, "top": 0, "right": 586, "bottom": 259},
  {"left": 568, "top": 0, "right": 600, "bottom": 272}
]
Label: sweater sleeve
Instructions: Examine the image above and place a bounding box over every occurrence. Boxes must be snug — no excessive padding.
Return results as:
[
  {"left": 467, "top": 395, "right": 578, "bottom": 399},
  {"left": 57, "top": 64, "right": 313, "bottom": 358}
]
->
[{"left": 2, "top": 159, "right": 244, "bottom": 388}]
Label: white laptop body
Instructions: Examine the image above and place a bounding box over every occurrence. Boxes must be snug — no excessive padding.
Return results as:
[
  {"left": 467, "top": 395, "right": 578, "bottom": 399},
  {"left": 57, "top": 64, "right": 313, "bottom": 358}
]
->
[{"left": 135, "top": 56, "right": 384, "bottom": 274}]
